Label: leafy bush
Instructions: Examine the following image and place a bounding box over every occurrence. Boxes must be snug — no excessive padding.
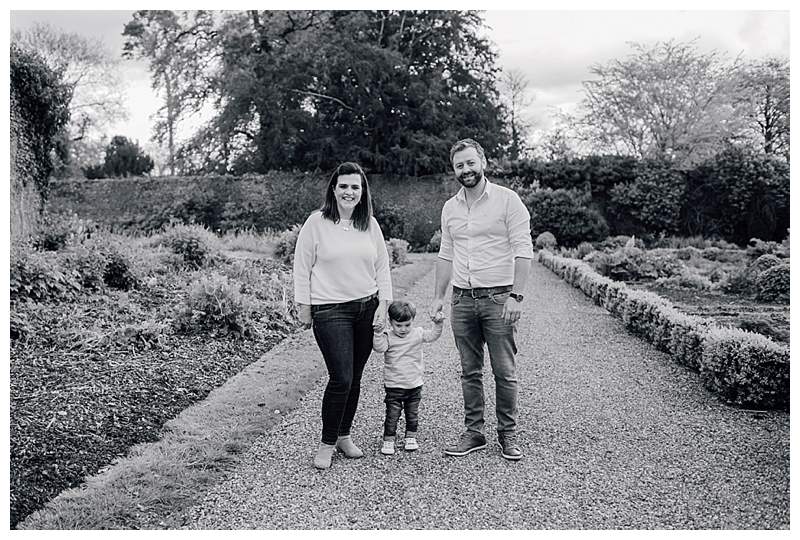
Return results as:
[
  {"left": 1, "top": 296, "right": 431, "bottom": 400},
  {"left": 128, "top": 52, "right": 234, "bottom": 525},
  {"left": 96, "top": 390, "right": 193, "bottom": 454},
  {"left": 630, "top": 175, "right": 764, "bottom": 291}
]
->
[
  {"left": 374, "top": 203, "right": 407, "bottom": 241},
  {"left": 161, "top": 223, "right": 219, "bottom": 268},
  {"left": 522, "top": 187, "right": 608, "bottom": 247},
  {"left": 655, "top": 271, "right": 713, "bottom": 290},
  {"left": 755, "top": 264, "right": 789, "bottom": 304},
  {"left": 62, "top": 244, "right": 107, "bottom": 290},
  {"left": 427, "top": 229, "right": 442, "bottom": 253},
  {"left": 10, "top": 247, "right": 81, "bottom": 303},
  {"left": 103, "top": 249, "right": 139, "bottom": 291},
  {"left": 386, "top": 238, "right": 410, "bottom": 267},
  {"left": 747, "top": 238, "right": 789, "bottom": 260},
  {"left": 33, "top": 212, "right": 96, "bottom": 251},
  {"left": 750, "top": 254, "right": 782, "bottom": 274},
  {"left": 676, "top": 246, "right": 701, "bottom": 261},
  {"left": 274, "top": 224, "right": 301, "bottom": 266},
  {"left": 175, "top": 273, "right": 256, "bottom": 338},
  {"left": 700, "top": 327, "right": 789, "bottom": 408},
  {"left": 721, "top": 267, "right": 757, "bottom": 295},
  {"left": 738, "top": 316, "right": 789, "bottom": 343},
  {"left": 607, "top": 160, "right": 686, "bottom": 236},
  {"left": 535, "top": 231, "right": 557, "bottom": 250},
  {"left": 597, "top": 235, "right": 645, "bottom": 251},
  {"left": 90, "top": 135, "right": 154, "bottom": 178},
  {"left": 576, "top": 242, "right": 595, "bottom": 259}
]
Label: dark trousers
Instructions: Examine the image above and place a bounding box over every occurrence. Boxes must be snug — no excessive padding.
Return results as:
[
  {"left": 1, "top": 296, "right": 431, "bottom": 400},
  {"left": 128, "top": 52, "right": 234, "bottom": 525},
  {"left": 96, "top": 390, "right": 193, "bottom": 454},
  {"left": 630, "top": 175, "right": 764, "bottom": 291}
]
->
[
  {"left": 312, "top": 295, "right": 378, "bottom": 445},
  {"left": 383, "top": 385, "right": 422, "bottom": 438}
]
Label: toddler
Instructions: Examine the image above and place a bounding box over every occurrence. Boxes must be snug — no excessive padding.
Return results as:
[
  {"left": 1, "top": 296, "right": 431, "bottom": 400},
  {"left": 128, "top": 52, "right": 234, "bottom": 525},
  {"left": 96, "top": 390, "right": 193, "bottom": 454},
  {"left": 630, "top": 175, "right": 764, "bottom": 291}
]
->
[{"left": 373, "top": 300, "right": 444, "bottom": 454}]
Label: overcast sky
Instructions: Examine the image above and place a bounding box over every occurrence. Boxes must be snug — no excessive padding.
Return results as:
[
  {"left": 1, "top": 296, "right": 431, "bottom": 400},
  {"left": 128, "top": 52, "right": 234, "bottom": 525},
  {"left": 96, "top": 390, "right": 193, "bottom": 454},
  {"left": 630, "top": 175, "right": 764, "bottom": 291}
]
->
[{"left": 8, "top": 7, "right": 791, "bottom": 150}]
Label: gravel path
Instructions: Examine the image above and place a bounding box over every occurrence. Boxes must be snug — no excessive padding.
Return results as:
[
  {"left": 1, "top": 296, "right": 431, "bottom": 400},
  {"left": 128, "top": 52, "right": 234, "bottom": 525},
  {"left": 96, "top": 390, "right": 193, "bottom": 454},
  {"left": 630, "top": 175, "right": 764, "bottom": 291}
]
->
[{"left": 186, "top": 258, "right": 789, "bottom": 529}]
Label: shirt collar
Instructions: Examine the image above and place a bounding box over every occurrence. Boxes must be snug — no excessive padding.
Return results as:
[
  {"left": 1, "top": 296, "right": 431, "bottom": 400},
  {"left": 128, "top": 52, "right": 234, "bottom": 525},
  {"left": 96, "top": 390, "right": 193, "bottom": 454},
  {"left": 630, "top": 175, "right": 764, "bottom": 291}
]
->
[{"left": 455, "top": 178, "right": 493, "bottom": 203}]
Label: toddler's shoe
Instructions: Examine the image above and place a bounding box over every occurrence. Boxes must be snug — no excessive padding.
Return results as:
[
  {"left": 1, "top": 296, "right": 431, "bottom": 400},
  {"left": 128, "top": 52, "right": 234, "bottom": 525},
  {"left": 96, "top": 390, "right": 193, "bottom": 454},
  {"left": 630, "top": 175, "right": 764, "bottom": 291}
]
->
[
  {"left": 381, "top": 439, "right": 396, "bottom": 455},
  {"left": 404, "top": 437, "right": 419, "bottom": 451}
]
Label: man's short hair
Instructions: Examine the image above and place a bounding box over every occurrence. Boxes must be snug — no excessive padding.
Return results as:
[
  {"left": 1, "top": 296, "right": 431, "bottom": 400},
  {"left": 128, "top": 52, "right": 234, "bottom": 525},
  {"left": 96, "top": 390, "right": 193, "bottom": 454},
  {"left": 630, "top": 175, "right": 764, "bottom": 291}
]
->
[
  {"left": 388, "top": 300, "right": 416, "bottom": 322},
  {"left": 449, "top": 138, "right": 487, "bottom": 164}
]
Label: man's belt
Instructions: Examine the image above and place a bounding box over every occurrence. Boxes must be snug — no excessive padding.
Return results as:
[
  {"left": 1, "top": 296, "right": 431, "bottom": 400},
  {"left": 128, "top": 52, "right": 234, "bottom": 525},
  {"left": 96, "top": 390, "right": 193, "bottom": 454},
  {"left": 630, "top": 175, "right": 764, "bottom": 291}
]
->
[{"left": 452, "top": 285, "right": 513, "bottom": 298}]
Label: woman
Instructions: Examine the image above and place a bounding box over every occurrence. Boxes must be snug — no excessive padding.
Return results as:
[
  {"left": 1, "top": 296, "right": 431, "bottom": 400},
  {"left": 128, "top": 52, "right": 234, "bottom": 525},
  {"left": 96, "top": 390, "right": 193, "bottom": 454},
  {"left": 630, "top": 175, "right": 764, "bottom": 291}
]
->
[{"left": 293, "top": 162, "right": 392, "bottom": 469}]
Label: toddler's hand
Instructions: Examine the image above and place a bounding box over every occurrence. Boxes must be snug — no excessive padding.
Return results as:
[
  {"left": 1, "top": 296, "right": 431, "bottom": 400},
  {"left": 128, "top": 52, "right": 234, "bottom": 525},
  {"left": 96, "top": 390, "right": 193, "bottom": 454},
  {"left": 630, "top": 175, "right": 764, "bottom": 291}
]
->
[
  {"left": 432, "top": 311, "right": 444, "bottom": 323},
  {"left": 373, "top": 321, "right": 384, "bottom": 333}
]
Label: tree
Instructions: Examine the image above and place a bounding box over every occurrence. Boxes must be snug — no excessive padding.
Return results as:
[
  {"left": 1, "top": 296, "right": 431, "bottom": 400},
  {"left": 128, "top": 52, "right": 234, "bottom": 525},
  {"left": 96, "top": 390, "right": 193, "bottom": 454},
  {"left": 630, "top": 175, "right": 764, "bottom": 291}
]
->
[
  {"left": 10, "top": 43, "right": 72, "bottom": 199},
  {"left": 143, "top": 10, "right": 509, "bottom": 175},
  {"left": 12, "top": 23, "right": 128, "bottom": 176},
  {"left": 733, "top": 57, "right": 789, "bottom": 161},
  {"left": 123, "top": 11, "right": 217, "bottom": 176},
  {"left": 579, "top": 39, "right": 746, "bottom": 169},
  {"left": 501, "top": 68, "right": 533, "bottom": 159},
  {"left": 97, "top": 135, "right": 155, "bottom": 177}
]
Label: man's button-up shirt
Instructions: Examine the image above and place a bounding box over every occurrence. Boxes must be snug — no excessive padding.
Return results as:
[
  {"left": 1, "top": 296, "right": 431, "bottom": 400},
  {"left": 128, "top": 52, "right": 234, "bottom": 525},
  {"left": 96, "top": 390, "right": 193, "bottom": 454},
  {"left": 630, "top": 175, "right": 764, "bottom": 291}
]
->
[{"left": 438, "top": 180, "right": 534, "bottom": 289}]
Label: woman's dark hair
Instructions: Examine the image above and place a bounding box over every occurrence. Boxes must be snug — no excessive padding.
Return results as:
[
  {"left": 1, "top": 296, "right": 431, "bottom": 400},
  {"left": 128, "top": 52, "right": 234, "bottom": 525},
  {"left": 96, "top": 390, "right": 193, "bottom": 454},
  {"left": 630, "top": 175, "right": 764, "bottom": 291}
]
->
[{"left": 321, "top": 162, "right": 373, "bottom": 232}]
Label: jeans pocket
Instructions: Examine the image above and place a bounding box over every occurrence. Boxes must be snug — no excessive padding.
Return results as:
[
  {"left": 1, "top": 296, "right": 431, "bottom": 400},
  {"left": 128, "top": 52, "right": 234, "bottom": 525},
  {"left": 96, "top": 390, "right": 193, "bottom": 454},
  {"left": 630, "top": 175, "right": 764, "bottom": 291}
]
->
[
  {"left": 490, "top": 292, "right": 510, "bottom": 305},
  {"left": 311, "top": 304, "right": 339, "bottom": 319},
  {"left": 451, "top": 294, "right": 461, "bottom": 306}
]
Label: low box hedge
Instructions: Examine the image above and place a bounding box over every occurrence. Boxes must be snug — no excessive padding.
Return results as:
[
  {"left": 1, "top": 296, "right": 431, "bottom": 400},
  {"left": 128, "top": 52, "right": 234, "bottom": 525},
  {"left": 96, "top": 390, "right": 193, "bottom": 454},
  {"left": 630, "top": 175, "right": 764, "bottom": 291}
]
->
[{"left": 539, "top": 250, "right": 789, "bottom": 409}]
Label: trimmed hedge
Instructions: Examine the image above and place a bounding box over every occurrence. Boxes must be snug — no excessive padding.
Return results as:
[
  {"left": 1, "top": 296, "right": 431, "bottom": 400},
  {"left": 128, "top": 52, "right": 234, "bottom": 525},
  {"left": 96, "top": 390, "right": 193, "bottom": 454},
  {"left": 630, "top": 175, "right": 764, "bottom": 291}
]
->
[{"left": 539, "top": 250, "right": 789, "bottom": 409}]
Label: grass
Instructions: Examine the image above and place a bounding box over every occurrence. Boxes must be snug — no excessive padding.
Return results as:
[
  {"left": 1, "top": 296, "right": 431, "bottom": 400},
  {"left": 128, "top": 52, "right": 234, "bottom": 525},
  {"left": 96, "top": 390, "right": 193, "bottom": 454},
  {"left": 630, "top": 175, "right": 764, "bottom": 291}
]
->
[{"left": 16, "top": 252, "right": 436, "bottom": 530}]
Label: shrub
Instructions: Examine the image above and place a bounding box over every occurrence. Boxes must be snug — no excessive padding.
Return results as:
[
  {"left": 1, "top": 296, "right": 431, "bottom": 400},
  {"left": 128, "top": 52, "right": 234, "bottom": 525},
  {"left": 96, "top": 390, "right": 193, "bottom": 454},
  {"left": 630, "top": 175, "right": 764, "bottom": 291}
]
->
[
  {"left": 749, "top": 254, "right": 782, "bottom": 274},
  {"left": 161, "top": 223, "right": 219, "bottom": 268},
  {"left": 738, "top": 316, "right": 789, "bottom": 343},
  {"left": 522, "top": 187, "right": 609, "bottom": 247},
  {"left": 721, "top": 267, "right": 757, "bottom": 295},
  {"left": 576, "top": 241, "right": 595, "bottom": 259},
  {"left": 676, "top": 246, "right": 701, "bottom": 260},
  {"left": 62, "top": 244, "right": 107, "bottom": 290},
  {"left": 274, "top": 224, "right": 301, "bottom": 266},
  {"left": 10, "top": 247, "right": 81, "bottom": 303},
  {"left": 427, "top": 229, "right": 442, "bottom": 253},
  {"left": 755, "top": 264, "right": 789, "bottom": 303},
  {"left": 700, "top": 327, "right": 789, "bottom": 408},
  {"left": 175, "top": 273, "right": 256, "bottom": 338},
  {"left": 374, "top": 203, "right": 407, "bottom": 241},
  {"left": 655, "top": 271, "right": 713, "bottom": 291},
  {"left": 535, "top": 231, "right": 557, "bottom": 250},
  {"left": 103, "top": 249, "right": 139, "bottom": 291},
  {"left": 386, "top": 238, "right": 410, "bottom": 266},
  {"left": 33, "top": 212, "right": 95, "bottom": 251}
]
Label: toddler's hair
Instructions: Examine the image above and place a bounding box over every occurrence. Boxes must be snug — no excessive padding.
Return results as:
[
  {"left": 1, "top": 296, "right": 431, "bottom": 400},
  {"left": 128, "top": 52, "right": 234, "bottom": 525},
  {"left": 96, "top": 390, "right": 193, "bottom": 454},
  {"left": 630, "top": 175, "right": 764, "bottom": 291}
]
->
[{"left": 388, "top": 300, "right": 416, "bottom": 322}]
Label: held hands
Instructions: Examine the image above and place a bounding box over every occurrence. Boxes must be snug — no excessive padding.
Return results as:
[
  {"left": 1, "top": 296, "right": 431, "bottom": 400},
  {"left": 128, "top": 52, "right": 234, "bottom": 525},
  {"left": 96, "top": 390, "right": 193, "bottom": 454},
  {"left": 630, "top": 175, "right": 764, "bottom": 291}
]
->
[
  {"left": 429, "top": 298, "right": 444, "bottom": 323},
  {"left": 501, "top": 297, "right": 523, "bottom": 325},
  {"left": 372, "top": 305, "right": 387, "bottom": 333},
  {"left": 297, "top": 304, "right": 312, "bottom": 328}
]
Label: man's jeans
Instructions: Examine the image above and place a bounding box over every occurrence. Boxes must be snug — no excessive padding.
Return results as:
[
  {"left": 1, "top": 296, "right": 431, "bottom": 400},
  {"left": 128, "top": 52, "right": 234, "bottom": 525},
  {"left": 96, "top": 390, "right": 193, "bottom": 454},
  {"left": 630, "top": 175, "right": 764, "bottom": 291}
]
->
[
  {"left": 450, "top": 287, "right": 518, "bottom": 435},
  {"left": 383, "top": 385, "right": 422, "bottom": 438},
  {"left": 312, "top": 295, "right": 378, "bottom": 445}
]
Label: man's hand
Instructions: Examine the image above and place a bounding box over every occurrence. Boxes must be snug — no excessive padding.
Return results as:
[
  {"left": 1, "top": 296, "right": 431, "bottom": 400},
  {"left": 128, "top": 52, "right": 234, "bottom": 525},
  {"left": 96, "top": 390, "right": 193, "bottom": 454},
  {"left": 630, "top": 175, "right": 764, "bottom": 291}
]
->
[
  {"left": 297, "top": 303, "right": 312, "bottom": 327},
  {"left": 429, "top": 297, "right": 444, "bottom": 322},
  {"left": 501, "top": 297, "right": 523, "bottom": 325}
]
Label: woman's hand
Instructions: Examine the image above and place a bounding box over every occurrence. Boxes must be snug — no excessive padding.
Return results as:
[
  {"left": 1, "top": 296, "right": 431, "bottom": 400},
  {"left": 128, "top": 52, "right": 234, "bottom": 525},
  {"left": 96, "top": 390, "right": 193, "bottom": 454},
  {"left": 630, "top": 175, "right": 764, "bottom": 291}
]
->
[
  {"left": 373, "top": 299, "right": 387, "bottom": 330},
  {"left": 297, "top": 303, "right": 312, "bottom": 327}
]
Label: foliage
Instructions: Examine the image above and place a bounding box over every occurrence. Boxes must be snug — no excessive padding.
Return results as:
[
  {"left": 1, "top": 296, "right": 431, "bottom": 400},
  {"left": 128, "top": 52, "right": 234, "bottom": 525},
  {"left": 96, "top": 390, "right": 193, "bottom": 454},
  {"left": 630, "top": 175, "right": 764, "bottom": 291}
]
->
[
  {"left": 12, "top": 22, "right": 128, "bottom": 176},
  {"left": 274, "top": 224, "right": 302, "bottom": 266},
  {"left": 10, "top": 247, "right": 81, "bottom": 304},
  {"left": 732, "top": 57, "right": 790, "bottom": 161},
  {"left": 161, "top": 223, "right": 220, "bottom": 268},
  {"left": 535, "top": 231, "right": 557, "bottom": 250},
  {"left": 700, "top": 327, "right": 789, "bottom": 408},
  {"left": 683, "top": 147, "right": 789, "bottom": 244},
  {"left": 607, "top": 160, "right": 686, "bottom": 236},
  {"left": 125, "top": 10, "right": 508, "bottom": 175},
  {"left": 90, "top": 135, "right": 155, "bottom": 178},
  {"left": 580, "top": 39, "right": 746, "bottom": 168},
  {"left": 175, "top": 273, "right": 257, "bottom": 337},
  {"left": 33, "top": 212, "right": 96, "bottom": 251},
  {"left": 385, "top": 238, "right": 410, "bottom": 267},
  {"left": 501, "top": 68, "right": 533, "bottom": 159},
  {"left": 374, "top": 203, "right": 407, "bottom": 241},
  {"left": 427, "top": 229, "right": 442, "bottom": 253},
  {"left": 746, "top": 238, "right": 789, "bottom": 260},
  {"left": 522, "top": 188, "right": 609, "bottom": 247},
  {"left": 10, "top": 43, "right": 72, "bottom": 200},
  {"left": 755, "top": 264, "right": 789, "bottom": 304}
]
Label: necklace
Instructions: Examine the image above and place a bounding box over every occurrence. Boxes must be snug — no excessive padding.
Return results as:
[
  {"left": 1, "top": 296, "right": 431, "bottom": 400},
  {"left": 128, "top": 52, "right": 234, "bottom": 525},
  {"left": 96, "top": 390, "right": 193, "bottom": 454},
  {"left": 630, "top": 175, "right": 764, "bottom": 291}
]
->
[{"left": 340, "top": 219, "right": 353, "bottom": 231}]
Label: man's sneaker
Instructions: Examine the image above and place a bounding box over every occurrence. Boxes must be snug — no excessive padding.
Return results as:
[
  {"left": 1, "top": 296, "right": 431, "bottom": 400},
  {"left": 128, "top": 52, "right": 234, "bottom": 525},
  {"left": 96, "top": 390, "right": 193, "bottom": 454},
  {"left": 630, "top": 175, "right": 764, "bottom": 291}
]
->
[
  {"left": 497, "top": 432, "right": 522, "bottom": 461},
  {"left": 404, "top": 437, "right": 419, "bottom": 451},
  {"left": 444, "top": 432, "right": 487, "bottom": 456},
  {"left": 381, "top": 439, "right": 396, "bottom": 455}
]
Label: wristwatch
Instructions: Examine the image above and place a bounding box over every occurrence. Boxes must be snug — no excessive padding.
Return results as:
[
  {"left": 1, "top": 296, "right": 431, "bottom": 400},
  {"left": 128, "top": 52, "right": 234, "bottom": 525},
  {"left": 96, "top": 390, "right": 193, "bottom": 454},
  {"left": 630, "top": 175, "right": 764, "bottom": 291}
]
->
[{"left": 509, "top": 292, "right": 524, "bottom": 302}]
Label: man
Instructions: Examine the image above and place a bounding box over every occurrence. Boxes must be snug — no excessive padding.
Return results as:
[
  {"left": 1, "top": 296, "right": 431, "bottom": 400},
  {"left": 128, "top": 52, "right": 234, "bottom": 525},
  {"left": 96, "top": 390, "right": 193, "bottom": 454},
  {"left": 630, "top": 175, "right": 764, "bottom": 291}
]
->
[{"left": 430, "top": 138, "right": 533, "bottom": 461}]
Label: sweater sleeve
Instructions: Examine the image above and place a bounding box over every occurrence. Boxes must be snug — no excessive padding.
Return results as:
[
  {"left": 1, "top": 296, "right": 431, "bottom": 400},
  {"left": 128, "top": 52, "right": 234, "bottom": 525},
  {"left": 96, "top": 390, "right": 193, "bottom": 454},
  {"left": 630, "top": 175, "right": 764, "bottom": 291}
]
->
[
  {"left": 293, "top": 215, "right": 317, "bottom": 304},
  {"left": 371, "top": 217, "right": 393, "bottom": 301},
  {"left": 373, "top": 331, "right": 389, "bottom": 353},
  {"left": 422, "top": 322, "right": 444, "bottom": 343}
]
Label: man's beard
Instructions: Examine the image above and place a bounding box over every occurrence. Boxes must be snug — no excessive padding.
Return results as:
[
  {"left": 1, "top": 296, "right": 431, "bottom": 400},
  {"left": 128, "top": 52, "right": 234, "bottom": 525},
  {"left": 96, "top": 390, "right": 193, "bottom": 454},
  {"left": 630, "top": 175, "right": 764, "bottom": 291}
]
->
[{"left": 457, "top": 171, "right": 482, "bottom": 188}]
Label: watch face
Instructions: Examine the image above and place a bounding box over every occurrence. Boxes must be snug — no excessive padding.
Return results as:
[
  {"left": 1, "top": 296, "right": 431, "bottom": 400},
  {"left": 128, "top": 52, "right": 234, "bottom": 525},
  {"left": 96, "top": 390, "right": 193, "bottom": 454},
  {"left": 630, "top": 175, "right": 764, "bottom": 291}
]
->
[{"left": 511, "top": 293, "right": 523, "bottom": 302}]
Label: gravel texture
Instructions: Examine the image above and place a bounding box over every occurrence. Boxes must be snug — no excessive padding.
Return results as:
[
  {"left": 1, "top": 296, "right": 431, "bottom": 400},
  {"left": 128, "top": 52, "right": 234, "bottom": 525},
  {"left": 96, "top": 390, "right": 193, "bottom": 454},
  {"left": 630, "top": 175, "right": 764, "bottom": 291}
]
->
[{"left": 186, "top": 258, "right": 789, "bottom": 529}]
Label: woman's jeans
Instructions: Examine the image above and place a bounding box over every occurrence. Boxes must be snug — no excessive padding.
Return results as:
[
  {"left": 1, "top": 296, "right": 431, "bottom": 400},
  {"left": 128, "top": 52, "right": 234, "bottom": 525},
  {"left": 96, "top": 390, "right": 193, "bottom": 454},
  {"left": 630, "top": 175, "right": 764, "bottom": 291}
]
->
[
  {"left": 450, "top": 287, "right": 518, "bottom": 435},
  {"left": 383, "top": 385, "right": 422, "bottom": 438},
  {"left": 312, "top": 294, "right": 378, "bottom": 445}
]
